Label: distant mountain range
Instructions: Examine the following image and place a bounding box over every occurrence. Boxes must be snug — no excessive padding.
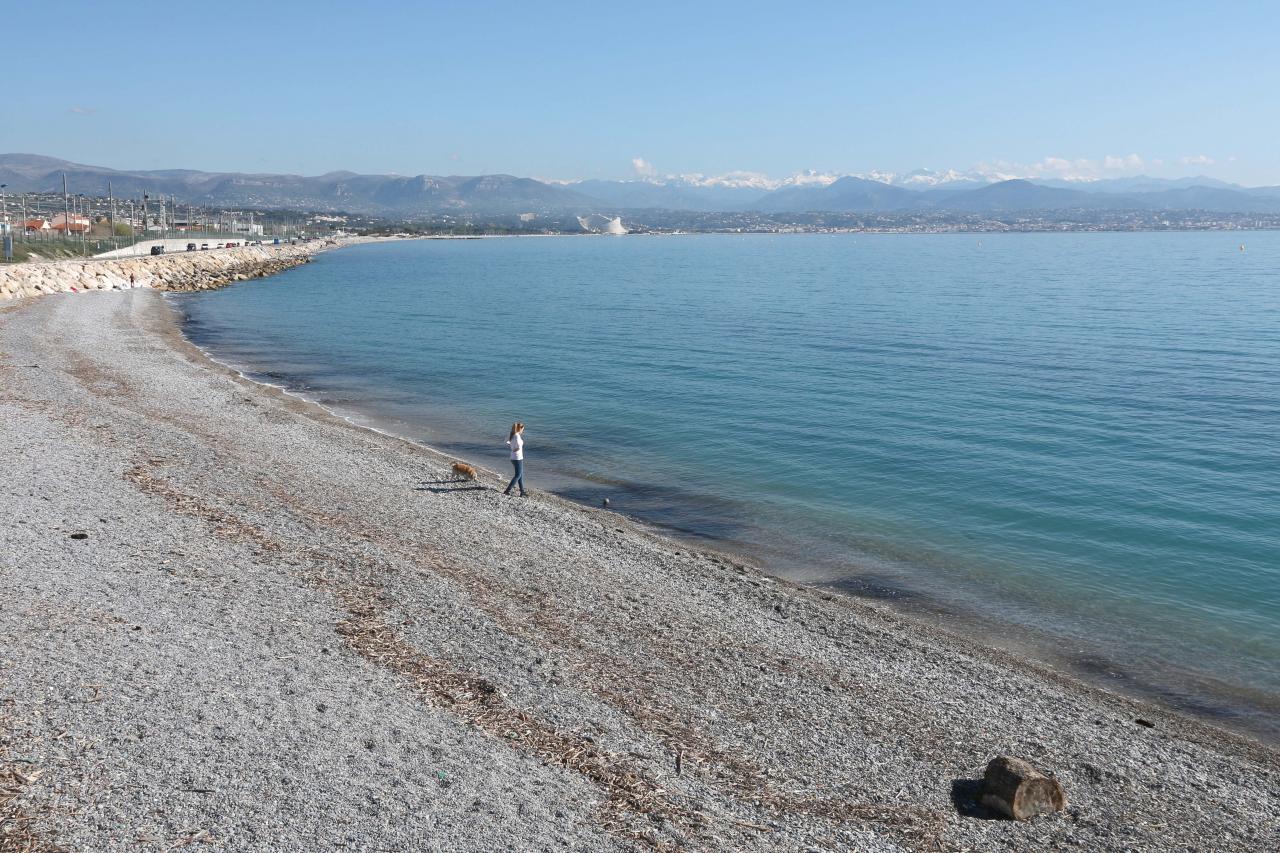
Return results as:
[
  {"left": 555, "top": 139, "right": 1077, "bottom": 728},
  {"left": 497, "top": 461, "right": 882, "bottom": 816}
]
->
[
  {"left": 4, "top": 153, "right": 1280, "bottom": 217},
  {"left": 576, "top": 175, "right": 1280, "bottom": 214}
]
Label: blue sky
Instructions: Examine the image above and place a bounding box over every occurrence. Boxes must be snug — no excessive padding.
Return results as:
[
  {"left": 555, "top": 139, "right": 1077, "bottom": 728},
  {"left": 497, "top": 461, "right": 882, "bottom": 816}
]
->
[{"left": 5, "top": 1, "right": 1278, "bottom": 184}]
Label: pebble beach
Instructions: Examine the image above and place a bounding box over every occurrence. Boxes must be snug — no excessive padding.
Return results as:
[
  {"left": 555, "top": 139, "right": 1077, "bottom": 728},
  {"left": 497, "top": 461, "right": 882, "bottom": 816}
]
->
[{"left": 2, "top": 286, "right": 1278, "bottom": 851}]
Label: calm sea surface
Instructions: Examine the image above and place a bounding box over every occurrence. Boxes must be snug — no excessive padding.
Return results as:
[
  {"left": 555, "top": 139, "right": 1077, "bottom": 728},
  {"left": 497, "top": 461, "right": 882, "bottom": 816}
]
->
[{"left": 174, "top": 233, "right": 1280, "bottom": 736}]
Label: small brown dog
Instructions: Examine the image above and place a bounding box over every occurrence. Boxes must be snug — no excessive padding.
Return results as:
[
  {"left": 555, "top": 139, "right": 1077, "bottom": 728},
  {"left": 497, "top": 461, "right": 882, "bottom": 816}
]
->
[{"left": 451, "top": 462, "right": 478, "bottom": 481}]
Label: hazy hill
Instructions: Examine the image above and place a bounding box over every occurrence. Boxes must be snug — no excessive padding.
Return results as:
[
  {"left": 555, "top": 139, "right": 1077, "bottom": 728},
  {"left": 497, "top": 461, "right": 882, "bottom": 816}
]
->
[
  {"left": 929, "top": 180, "right": 1131, "bottom": 212},
  {"left": 0, "top": 154, "right": 593, "bottom": 214},
  {"left": 754, "top": 177, "right": 919, "bottom": 212},
  {"left": 1042, "top": 174, "right": 1242, "bottom": 193},
  {"left": 1137, "top": 186, "right": 1280, "bottom": 212},
  {"left": 750, "top": 179, "right": 1111, "bottom": 213}
]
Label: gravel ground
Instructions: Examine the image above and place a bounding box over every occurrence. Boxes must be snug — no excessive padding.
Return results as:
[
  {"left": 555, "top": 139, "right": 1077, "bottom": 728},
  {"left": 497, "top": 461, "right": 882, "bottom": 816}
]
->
[{"left": 1, "top": 290, "right": 1277, "bottom": 852}]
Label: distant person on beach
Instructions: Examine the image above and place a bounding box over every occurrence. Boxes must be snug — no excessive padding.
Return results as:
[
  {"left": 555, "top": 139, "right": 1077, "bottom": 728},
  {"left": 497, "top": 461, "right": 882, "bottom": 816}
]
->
[{"left": 504, "top": 422, "right": 527, "bottom": 497}]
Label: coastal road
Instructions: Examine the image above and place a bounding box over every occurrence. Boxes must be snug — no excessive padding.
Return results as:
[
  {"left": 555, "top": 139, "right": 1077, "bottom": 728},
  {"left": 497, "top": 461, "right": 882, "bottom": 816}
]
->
[{"left": 94, "top": 237, "right": 274, "bottom": 259}]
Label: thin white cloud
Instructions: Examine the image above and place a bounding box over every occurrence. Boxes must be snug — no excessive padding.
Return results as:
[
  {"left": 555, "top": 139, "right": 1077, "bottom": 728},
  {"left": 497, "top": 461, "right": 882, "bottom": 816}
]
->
[
  {"left": 1179, "top": 154, "right": 1214, "bottom": 166},
  {"left": 69, "top": 105, "right": 95, "bottom": 115},
  {"left": 621, "top": 168, "right": 841, "bottom": 190},
  {"left": 1103, "top": 153, "right": 1144, "bottom": 171},
  {"left": 974, "top": 154, "right": 1148, "bottom": 182}
]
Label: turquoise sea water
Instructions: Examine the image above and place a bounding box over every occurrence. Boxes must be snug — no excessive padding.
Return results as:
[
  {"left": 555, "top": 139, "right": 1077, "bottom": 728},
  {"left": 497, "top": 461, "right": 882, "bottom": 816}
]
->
[{"left": 174, "top": 233, "right": 1280, "bottom": 736}]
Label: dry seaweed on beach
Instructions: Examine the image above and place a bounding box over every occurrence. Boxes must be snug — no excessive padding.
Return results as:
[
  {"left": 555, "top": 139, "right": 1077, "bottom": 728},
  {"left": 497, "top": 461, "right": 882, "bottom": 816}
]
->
[
  {"left": 0, "top": 711, "right": 59, "bottom": 853},
  {"left": 333, "top": 594, "right": 703, "bottom": 845}
]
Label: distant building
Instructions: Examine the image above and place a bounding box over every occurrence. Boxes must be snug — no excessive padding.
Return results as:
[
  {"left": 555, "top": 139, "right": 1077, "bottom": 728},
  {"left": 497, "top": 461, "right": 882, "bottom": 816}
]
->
[
  {"left": 51, "top": 213, "right": 91, "bottom": 234},
  {"left": 24, "top": 218, "right": 52, "bottom": 234}
]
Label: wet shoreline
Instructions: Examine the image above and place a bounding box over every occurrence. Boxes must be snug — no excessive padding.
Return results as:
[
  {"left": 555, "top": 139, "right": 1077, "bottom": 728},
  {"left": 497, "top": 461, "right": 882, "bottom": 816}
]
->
[{"left": 173, "top": 296, "right": 1280, "bottom": 743}]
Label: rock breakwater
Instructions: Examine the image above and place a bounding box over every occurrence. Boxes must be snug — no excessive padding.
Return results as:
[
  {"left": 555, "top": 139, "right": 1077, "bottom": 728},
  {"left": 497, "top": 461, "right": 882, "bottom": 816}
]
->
[{"left": 0, "top": 243, "right": 319, "bottom": 302}]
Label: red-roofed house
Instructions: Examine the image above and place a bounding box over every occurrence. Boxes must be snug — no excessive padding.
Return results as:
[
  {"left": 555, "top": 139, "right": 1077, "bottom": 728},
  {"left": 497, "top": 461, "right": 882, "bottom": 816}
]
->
[{"left": 52, "top": 213, "right": 91, "bottom": 234}]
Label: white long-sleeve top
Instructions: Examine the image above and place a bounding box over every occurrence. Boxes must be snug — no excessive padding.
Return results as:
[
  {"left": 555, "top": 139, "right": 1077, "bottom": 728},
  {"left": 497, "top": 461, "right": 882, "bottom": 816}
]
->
[{"left": 507, "top": 432, "right": 524, "bottom": 461}]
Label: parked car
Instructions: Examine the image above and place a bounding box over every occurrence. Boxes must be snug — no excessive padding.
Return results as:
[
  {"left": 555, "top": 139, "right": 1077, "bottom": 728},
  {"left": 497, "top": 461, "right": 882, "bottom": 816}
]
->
[
  {"left": 186, "top": 243, "right": 197, "bottom": 252},
  {"left": 215, "top": 243, "right": 225, "bottom": 249},
  {"left": 200, "top": 243, "right": 209, "bottom": 250},
  {"left": 150, "top": 245, "right": 165, "bottom": 256}
]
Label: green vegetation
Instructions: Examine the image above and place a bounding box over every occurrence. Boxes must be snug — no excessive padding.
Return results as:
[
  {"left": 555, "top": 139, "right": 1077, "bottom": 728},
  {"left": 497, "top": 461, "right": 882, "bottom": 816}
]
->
[
  {"left": 2, "top": 238, "right": 115, "bottom": 263},
  {"left": 7, "top": 243, "right": 89, "bottom": 263}
]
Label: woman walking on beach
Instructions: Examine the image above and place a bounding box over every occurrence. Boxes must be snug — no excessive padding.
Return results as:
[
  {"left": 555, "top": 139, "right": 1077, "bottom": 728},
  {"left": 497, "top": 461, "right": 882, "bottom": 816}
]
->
[{"left": 504, "top": 422, "right": 527, "bottom": 497}]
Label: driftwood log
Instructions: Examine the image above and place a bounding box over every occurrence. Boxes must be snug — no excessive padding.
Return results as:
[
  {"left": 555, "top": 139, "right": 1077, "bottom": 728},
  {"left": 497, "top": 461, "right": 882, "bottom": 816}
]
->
[{"left": 981, "top": 755, "right": 1066, "bottom": 820}]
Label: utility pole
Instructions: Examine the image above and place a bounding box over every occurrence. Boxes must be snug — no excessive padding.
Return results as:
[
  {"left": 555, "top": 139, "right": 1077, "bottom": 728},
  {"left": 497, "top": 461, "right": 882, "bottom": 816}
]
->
[
  {"left": 0, "top": 184, "right": 8, "bottom": 262},
  {"left": 62, "top": 173, "right": 71, "bottom": 251},
  {"left": 77, "top": 195, "right": 87, "bottom": 252},
  {"left": 108, "top": 181, "right": 116, "bottom": 250}
]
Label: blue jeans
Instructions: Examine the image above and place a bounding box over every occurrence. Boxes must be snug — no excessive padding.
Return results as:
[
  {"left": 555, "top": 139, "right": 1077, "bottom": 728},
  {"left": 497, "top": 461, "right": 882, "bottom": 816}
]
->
[{"left": 504, "top": 459, "right": 525, "bottom": 495}]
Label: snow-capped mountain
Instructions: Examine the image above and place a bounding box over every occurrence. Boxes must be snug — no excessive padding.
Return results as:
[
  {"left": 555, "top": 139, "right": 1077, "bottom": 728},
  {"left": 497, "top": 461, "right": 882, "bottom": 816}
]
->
[
  {"left": 850, "top": 167, "right": 1017, "bottom": 189},
  {"left": 672, "top": 170, "right": 842, "bottom": 190}
]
